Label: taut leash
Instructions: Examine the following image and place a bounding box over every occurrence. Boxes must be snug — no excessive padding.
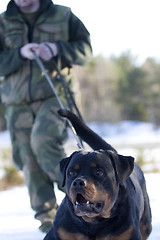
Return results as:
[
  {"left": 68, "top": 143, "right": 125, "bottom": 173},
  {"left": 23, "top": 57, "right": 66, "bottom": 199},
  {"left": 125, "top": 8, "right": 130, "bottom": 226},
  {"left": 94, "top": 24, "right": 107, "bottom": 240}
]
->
[{"left": 33, "top": 51, "right": 83, "bottom": 150}]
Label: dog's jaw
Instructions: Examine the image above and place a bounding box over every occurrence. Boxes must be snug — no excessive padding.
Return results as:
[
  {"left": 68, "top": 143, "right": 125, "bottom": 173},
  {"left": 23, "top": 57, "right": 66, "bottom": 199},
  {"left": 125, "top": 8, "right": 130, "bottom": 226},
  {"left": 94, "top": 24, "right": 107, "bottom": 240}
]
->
[
  {"left": 69, "top": 179, "right": 119, "bottom": 222},
  {"left": 74, "top": 193, "right": 104, "bottom": 217}
]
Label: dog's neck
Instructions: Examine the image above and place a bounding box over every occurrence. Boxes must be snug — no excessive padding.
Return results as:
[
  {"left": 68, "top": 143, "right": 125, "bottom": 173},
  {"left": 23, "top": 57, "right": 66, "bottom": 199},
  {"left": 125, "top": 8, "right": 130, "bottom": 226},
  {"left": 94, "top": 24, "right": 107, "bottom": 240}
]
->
[{"left": 110, "top": 184, "right": 129, "bottom": 217}]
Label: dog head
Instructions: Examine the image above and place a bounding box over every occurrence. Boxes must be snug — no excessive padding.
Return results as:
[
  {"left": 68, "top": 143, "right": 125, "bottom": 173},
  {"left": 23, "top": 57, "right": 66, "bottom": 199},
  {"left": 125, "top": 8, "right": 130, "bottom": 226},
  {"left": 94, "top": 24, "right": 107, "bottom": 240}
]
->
[{"left": 60, "top": 150, "right": 134, "bottom": 222}]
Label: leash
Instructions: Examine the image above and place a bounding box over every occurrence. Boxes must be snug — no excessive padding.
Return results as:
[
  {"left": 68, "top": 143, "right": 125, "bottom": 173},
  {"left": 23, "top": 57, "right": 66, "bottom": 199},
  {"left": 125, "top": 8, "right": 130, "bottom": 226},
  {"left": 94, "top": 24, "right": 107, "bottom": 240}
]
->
[
  {"left": 50, "top": 60, "right": 84, "bottom": 122},
  {"left": 33, "top": 51, "right": 83, "bottom": 150}
]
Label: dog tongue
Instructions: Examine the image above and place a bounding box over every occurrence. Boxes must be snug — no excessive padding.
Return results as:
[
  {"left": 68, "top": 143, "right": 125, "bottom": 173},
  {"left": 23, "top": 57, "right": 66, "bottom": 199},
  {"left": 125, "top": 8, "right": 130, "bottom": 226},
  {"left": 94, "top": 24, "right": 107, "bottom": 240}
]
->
[
  {"left": 75, "top": 194, "right": 104, "bottom": 216},
  {"left": 76, "top": 194, "right": 87, "bottom": 204}
]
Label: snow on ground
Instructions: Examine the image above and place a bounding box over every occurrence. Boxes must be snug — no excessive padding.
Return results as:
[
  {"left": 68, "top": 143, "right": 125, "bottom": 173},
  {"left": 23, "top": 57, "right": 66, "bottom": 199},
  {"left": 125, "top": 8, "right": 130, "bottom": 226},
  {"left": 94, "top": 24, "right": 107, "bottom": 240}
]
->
[
  {"left": 0, "top": 174, "right": 160, "bottom": 240},
  {"left": 0, "top": 184, "right": 65, "bottom": 240},
  {"left": 88, "top": 120, "right": 160, "bottom": 144},
  {"left": 2, "top": 120, "right": 160, "bottom": 147},
  {"left": 0, "top": 121, "right": 160, "bottom": 239}
]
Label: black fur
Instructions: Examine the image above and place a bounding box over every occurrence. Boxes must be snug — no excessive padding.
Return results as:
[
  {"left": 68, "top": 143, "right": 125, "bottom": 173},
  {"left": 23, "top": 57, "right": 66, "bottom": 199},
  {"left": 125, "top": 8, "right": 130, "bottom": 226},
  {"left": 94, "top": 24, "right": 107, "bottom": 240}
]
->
[{"left": 44, "top": 109, "right": 152, "bottom": 240}]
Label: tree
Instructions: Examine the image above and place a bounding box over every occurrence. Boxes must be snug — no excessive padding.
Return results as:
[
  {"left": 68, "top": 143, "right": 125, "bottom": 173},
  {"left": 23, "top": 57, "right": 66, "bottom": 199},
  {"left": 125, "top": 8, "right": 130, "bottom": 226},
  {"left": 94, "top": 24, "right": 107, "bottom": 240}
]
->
[
  {"left": 74, "top": 53, "right": 160, "bottom": 124},
  {"left": 142, "top": 58, "right": 160, "bottom": 125},
  {"left": 75, "top": 56, "right": 120, "bottom": 122}
]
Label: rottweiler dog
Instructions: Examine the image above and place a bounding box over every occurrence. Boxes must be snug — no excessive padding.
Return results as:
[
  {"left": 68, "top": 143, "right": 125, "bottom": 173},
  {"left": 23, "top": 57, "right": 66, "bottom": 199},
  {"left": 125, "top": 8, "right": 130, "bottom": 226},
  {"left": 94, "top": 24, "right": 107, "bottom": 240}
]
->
[{"left": 44, "top": 109, "right": 152, "bottom": 240}]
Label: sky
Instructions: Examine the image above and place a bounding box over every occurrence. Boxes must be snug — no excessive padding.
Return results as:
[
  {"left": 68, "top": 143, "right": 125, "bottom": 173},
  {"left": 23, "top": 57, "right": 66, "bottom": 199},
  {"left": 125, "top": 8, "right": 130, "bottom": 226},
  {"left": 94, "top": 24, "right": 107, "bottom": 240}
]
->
[{"left": 1, "top": 0, "right": 160, "bottom": 64}]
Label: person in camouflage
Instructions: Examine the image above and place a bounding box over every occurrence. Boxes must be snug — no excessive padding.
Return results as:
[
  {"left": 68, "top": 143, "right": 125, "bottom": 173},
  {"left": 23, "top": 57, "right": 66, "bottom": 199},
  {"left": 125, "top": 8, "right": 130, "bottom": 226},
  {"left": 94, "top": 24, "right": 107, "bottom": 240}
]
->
[{"left": 0, "top": 0, "right": 92, "bottom": 233}]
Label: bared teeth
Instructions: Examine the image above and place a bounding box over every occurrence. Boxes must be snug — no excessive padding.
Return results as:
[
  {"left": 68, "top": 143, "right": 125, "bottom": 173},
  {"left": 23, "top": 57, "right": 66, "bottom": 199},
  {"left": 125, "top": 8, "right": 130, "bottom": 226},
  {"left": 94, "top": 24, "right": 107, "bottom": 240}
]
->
[{"left": 75, "top": 200, "right": 90, "bottom": 205}]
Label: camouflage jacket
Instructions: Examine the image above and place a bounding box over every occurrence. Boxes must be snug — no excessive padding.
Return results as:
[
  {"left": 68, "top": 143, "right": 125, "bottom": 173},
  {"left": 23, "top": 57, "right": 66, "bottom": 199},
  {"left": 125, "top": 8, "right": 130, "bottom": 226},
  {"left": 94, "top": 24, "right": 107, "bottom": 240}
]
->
[{"left": 0, "top": 0, "right": 92, "bottom": 105}]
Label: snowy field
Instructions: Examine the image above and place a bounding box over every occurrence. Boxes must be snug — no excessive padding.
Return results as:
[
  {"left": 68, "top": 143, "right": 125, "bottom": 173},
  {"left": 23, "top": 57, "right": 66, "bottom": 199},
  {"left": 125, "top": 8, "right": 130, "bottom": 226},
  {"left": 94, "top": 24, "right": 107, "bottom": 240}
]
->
[
  {"left": 0, "top": 121, "right": 160, "bottom": 239},
  {"left": 0, "top": 184, "right": 66, "bottom": 240},
  {"left": 0, "top": 174, "right": 160, "bottom": 240}
]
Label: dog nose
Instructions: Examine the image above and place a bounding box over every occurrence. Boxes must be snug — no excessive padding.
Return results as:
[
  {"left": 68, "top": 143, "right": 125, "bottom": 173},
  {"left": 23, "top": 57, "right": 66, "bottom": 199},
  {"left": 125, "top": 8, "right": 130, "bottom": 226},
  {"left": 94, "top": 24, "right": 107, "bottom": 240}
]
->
[{"left": 73, "top": 178, "right": 86, "bottom": 188}]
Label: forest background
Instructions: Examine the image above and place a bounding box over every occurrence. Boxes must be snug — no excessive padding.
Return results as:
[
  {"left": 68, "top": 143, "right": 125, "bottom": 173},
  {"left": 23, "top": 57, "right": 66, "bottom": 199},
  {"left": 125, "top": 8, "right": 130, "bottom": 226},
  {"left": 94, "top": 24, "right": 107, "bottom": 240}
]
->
[
  {"left": 0, "top": 51, "right": 160, "bottom": 130},
  {"left": 74, "top": 52, "right": 160, "bottom": 125}
]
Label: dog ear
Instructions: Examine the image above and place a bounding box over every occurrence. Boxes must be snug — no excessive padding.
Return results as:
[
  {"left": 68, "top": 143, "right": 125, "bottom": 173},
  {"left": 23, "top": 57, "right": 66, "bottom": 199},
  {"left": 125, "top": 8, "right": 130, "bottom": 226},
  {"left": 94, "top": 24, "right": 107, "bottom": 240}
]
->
[
  {"left": 60, "top": 156, "right": 72, "bottom": 187},
  {"left": 107, "top": 150, "right": 134, "bottom": 186},
  {"left": 60, "top": 151, "right": 80, "bottom": 187}
]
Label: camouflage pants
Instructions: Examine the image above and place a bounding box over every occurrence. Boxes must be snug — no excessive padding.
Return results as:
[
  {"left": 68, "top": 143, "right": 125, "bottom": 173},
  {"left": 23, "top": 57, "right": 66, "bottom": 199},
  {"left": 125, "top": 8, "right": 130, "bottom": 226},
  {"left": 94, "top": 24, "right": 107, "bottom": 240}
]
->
[{"left": 5, "top": 97, "right": 68, "bottom": 223}]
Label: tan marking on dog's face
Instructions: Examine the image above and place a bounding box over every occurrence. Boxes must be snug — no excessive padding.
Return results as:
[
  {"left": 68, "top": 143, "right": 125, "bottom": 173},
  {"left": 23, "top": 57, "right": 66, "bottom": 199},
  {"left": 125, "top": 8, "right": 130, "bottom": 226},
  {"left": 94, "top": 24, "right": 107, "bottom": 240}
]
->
[
  {"left": 74, "top": 164, "right": 80, "bottom": 170},
  {"left": 58, "top": 227, "right": 89, "bottom": 240},
  {"left": 91, "top": 163, "right": 97, "bottom": 168},
  {"left": 67, "top": 151, "right": 119, "bottom": 221},
  {"left": 83, "top": 181, "right": 118, "bottom": 219},
  {"left": 69, "top": 178, "right": 117, "bottom": 220},
  {"left": 97, "top": 225, "right": 133, "bottom": 240},
  {"left": 69, "top": 179, "right": 96, "bottom": 204}
]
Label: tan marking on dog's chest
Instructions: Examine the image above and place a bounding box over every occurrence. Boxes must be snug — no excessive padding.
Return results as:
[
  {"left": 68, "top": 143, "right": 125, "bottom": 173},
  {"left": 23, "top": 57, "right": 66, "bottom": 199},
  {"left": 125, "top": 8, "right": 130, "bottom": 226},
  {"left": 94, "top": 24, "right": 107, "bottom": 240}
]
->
[
  {"left": 140, "top": 222, "right": 151, "bottom": 240},
  {"left": 97, "top": 225, "right": 133, "bottom": 240},
  {"left": 58, "top": 227, "right": 89, "bottom": 240}
]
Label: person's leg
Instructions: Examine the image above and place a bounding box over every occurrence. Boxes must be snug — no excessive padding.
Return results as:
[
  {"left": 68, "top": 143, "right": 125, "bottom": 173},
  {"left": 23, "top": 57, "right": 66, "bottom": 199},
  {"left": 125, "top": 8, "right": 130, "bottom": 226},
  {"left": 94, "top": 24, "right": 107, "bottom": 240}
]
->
[
  {"left": 31, "top": 97, "right": 68, "bottom": 193},
  {"left": 5, "top": 104, "right": 58, "bottom": 232}
]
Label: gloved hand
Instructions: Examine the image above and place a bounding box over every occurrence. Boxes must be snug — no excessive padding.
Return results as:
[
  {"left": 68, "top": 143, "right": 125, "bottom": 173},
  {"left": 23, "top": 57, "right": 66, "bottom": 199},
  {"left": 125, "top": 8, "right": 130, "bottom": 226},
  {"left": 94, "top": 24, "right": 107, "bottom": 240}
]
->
[
  {"left": 20, "top": 43, "right": 40, "bottom": 60},
  {"left": 39, "top": 42, "right": 58, "bottom": 61}
]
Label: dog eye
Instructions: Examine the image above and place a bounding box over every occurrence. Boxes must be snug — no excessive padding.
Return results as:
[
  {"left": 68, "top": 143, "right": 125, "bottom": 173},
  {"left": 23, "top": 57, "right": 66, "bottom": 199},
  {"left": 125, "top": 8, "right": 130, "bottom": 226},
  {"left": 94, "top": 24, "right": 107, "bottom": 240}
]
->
[
  {"left": 68, "top": 170, "right": 77, "bottom": 177},
  {"left": 96, "top": 169, "right": 104, "bottom": 177}
]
